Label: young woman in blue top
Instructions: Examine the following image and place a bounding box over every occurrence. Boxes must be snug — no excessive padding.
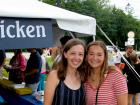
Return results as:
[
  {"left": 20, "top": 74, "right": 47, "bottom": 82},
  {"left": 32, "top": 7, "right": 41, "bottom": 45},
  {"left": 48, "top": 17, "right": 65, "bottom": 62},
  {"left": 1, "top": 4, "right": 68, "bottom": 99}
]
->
[{"left": 44, "top": 38, "right": 86, "bottom": 105}]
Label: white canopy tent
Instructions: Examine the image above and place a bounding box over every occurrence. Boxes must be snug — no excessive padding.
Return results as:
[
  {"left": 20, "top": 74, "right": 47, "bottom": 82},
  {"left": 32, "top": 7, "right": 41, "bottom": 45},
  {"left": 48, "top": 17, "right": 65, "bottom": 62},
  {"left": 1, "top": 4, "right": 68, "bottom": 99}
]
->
[{"left": 0, "top": 0, "right": 96, "bottom": 35}]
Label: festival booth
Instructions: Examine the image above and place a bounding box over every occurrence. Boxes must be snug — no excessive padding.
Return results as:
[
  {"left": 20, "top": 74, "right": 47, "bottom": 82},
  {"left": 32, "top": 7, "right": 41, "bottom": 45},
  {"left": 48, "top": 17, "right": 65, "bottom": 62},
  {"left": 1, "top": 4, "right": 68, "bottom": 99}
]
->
[
  {"left": 0, "top": 0, "right": 96, "bottom": 104},
  {"left": 0, "top": 0, "right": 96, "bottom": 50}
]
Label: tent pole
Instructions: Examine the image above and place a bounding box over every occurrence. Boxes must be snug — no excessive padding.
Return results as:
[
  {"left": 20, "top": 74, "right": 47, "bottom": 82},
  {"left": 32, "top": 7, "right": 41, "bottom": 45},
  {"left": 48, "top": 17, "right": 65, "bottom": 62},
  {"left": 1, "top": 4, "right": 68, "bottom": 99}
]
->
[
  {"left": 97, "top": 23, "right": 140, "bottom": 82},
  {"left": 68, "top": 31, "right": 76, "bottom": 38},
  {"left": 93, "top": 35, "right": 95, "bottom": 41}
]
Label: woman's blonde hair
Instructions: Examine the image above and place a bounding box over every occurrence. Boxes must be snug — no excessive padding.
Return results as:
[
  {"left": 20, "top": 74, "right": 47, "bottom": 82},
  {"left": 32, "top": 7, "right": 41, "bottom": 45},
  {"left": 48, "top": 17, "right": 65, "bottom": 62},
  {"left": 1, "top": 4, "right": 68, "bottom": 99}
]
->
[{"left": 130, "top": 52, "right": 138, "bottom": 64}]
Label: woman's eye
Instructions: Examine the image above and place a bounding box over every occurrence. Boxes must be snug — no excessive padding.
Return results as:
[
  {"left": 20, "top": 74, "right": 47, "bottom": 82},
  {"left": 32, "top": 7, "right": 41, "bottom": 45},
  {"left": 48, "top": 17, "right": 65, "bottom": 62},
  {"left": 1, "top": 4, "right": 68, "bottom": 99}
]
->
[
  {"left": 98, "top": 54, "right": 102, "bottom": 56},
  {"left": 79, "top": 53, "right": 84, "bottom": 56},
  {"left": 70, "top": 52, "right": 75, "bottom": 55}
]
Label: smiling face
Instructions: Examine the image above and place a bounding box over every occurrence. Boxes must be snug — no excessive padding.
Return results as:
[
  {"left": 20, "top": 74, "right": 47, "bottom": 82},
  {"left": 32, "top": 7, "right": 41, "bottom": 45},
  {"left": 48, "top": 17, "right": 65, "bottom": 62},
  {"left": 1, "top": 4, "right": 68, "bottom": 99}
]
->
[
  {"left": 57, "top": 38, "right": 86, "bottom": 80},
  {"left": 87, "top": 45, "right": 105, "bottom": 71},
  {"left": 64, "top": 45, "right": 84, "bottom": 69}
]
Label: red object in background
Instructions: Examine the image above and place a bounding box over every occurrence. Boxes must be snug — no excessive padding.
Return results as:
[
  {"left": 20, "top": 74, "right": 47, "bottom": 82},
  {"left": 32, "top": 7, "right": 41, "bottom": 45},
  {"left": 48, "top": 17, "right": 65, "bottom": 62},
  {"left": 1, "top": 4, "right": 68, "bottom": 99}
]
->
[{"left": 115, "top": 63, "right": 125, "bottom": 70}]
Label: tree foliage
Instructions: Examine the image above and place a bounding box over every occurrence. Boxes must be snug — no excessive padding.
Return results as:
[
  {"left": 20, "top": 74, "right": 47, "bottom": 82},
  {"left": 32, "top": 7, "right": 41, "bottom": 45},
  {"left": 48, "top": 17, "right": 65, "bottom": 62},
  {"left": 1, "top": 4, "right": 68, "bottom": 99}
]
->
[{"left": 43, "top": 0, "right": 140, "bottom": 50}]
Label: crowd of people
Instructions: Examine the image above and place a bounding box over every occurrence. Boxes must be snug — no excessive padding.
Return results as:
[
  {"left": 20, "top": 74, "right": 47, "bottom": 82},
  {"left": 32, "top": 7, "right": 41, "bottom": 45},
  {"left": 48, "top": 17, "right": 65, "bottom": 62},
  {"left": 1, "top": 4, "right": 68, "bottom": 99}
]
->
[
  {"left": 0, "top": 48, "right": 50, "bottom": 96},
  {"left": 1, "top": 35, "right": 140, "bottom": 105}
]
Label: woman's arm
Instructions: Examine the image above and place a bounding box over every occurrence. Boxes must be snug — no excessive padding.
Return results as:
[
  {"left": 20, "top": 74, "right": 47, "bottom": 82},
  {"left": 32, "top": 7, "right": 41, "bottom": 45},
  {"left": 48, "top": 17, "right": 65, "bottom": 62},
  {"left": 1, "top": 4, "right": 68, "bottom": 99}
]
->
[
  {"left": 113, "top": 70, "right": 128, "bottom": 105},
  {"left": 117, "top": 93, "right": 128, "bottom": 105},
  {"left": 44, "top": 70, "right": 59, "bottom": 105}
]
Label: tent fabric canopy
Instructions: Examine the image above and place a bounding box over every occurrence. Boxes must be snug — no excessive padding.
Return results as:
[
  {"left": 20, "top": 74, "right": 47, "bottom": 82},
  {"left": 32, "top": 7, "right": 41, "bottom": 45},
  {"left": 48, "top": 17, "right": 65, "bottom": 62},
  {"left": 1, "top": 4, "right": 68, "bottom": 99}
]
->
[{"left": 0, "top": 0, "right": 96, "bottom": 35}]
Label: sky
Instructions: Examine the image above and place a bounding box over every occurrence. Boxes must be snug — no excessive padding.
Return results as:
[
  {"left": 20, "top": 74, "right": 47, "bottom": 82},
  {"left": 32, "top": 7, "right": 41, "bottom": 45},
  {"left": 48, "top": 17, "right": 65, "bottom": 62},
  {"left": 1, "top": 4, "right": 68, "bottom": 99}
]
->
[{"left": 109, "top": 0, "right": 140, "bottom": 19}]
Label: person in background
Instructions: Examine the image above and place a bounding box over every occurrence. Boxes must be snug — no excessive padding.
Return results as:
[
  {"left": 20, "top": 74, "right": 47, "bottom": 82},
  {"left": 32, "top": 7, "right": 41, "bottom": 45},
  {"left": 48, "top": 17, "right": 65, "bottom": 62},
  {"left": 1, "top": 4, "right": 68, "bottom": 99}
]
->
[
  {"left": 25, "top": 48, "right": 42, "bottom": 94},
  {"left": 113, "top": 48, "right": 121, "bottom": 66},
  {"left": 107, "top": 47, "right": 115, "bottom": 66},
  {"left": 121, "top": 45, "right": 134, "bottom": 75},
  {"left": 4, "top": 49, "right": 26, "bottom": 84},
  {"left": 113, "top": 48, "right": 125, "bottom": 71},
  {"left": 84, "top": 41, "right": 128, "bottom": 105},
  {"left": 0, "top": 50, "right": 6, "bottom": 79},
  {"left": 52, "top": 35, "right": 72, "bottom": 70},
  {"left": 44, "top": 39, "right": 86, "bottom": 105},
  {"left": 37, "top": 48, "right": 50, "bottom": 91},
  {"left": 138, "top": 55, "right": 140, "bottom": 63},
  {"left": 126, "top": 52, "right": 140, "bottom": 105}
]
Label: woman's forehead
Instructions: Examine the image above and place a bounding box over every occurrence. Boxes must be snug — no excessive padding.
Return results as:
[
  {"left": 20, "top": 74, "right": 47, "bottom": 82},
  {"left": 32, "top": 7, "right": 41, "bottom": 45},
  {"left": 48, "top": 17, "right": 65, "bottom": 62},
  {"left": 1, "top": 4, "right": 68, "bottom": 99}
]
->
[{"left": 89, "top": 45, "right": 103, "bottom": 50}]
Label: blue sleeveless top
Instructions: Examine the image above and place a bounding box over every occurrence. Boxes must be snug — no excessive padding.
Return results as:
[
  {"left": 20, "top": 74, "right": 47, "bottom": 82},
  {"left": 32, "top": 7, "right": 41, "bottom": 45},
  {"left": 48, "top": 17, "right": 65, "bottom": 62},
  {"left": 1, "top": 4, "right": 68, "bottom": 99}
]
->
[{"left": 52, "top": 80, "right": 85, "bottom": 105}]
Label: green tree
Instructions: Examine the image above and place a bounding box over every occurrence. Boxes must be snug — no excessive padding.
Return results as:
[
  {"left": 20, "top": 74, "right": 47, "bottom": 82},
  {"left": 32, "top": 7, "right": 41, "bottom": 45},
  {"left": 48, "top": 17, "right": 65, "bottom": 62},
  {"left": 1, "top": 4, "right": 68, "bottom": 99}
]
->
[{"left": 43, "top": 0, "right": 140, "bottom": 50}]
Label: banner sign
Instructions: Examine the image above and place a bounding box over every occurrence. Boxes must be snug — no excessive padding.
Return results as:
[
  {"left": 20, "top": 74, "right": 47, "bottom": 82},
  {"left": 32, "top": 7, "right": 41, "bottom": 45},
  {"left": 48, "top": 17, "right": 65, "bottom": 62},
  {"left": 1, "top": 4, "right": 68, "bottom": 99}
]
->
[{"left": 0, "top": 17, "right": 53, "bottom": 49}]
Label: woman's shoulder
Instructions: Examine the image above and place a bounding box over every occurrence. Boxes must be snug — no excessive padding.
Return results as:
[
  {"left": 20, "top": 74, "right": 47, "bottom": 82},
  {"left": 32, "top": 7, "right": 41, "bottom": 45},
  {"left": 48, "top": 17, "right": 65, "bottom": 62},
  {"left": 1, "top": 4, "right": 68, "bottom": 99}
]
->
[
  {"left": 48, "top": 70, "right": 58, "bottom": 78},
  {"left": 108, "top": 65, "right": 122, "bottom": 73},
  {"left": 134, "top": 63, "right": 140, "bottom": 67},
  {"left": 47, "top": 70, "right": 59, "bottom": 84},
  {"left": 107, "top": 67, "right": 127, "bottom": 86},
  {"left": 134, "top": 63, "right": 140, "bottom": 72},
  {"left": 107, "top": 66, "right": 124, "bottom": 78}
]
